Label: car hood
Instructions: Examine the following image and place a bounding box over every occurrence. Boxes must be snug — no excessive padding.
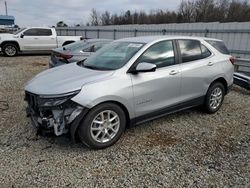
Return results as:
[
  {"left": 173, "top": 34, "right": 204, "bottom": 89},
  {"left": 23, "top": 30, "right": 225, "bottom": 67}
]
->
[
  {"left": 25, "top": 62, "right": 114, "bottom": 95},
  {"left": 0, "top": 33, "right": 15, "bottom": 41}
]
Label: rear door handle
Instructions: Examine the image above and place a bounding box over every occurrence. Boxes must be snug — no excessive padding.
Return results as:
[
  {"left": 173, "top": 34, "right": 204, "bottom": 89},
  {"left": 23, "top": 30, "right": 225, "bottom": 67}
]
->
[
  {"left": 208, "top": 62, "right": 214, "bottom": 66},
  {"left": 169, "top": 70, "right": 179, "bottom": 75},
  {"left": 34, "top": 38, "right": 39, "bottom": 40}
]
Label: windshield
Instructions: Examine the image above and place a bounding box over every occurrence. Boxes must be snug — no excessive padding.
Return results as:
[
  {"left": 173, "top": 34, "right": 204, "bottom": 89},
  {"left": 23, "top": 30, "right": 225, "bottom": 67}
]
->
[
  {"left": 82, "top": 42, "right": 145, "bottom": 70},
  {"left": 13, "top": 28, "right": 26, "bottom": 35}
]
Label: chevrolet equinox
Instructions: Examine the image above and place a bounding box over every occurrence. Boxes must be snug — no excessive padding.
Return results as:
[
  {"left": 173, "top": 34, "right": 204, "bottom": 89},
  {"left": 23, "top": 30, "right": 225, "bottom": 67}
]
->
[{"left": 25, "top": 36, "right": 234, "bottom": 149}]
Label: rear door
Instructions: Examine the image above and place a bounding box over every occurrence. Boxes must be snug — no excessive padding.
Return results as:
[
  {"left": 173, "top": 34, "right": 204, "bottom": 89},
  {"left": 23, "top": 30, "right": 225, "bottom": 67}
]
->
[
  {"left": 130, "top": 40, "right": 182, "bottom": 117},
  {"left": 177, "top": 39, "right": 219, "bottom": 102}
]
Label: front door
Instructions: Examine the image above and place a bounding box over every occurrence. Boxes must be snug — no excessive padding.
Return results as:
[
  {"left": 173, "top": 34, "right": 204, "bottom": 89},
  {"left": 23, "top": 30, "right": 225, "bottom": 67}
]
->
[{"left": 130, "top": 40, "right": 181, "bottom": 117}]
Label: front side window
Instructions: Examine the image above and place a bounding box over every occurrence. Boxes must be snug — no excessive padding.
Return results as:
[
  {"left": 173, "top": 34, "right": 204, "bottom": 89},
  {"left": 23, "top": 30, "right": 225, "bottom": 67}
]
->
[
  {"left": 82, "top": 42, "right": 144, "bottom": 70},
  {"left": 23, "top": 29, "right": 38, "bottom": 36},
  {"left": 136, "top": 40, "right": 175, "bottom": 68},
  {"left": 178, "top": 40, "right": 202, "bottom": 63}
]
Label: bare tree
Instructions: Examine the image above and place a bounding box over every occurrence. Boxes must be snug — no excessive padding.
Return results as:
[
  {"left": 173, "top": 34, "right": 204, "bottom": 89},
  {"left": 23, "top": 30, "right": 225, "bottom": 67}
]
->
[
  {"left": 101, "top": 11, "right": 111, "bottom": 25},
  {"left": 195, "top": 0, "right": 215, "bottom": 22},
  {"left": 227, "top": 0, "right": 250, "bottom": 22},
  {"left": 216, "top": 0, "right": 230, "bottom": 21},
  {"left": 86, "top": 0, "right": 250, "bottom": 25},
  {"left": 90, "top": 9, "right": 100, "bottom": 26},
  {"left": 179, "top": 0, "right": 196, "bottom": 22}
]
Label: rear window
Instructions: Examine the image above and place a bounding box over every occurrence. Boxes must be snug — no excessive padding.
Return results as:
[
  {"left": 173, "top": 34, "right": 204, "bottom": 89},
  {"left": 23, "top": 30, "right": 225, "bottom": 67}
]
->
[{"left": 206, "top": 40, "right": 230, "bottom": 55}]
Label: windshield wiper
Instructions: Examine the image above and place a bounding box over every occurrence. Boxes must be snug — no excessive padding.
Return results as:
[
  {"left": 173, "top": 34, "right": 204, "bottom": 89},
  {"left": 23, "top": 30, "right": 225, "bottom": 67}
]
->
[
  {"left": 81, "top": 61, "right": 113, "bottom": 71},
  {"left": 83, "top": 64, "right": 100, "bottom": 70}
]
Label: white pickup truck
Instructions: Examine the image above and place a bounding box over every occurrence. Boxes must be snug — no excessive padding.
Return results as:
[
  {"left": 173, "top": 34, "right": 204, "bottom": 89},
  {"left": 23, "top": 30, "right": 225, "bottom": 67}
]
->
[{"left": 0, "top": 27, "right": 82, "bottom": 57}]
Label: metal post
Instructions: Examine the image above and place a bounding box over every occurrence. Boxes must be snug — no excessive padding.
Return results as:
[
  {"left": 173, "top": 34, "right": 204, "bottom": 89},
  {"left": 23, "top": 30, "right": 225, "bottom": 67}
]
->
[
  {"left": 5, "top": 1, "right": 8, "bottom": 16},
  {"left": 162, "top": 29, "right": 166, "bottom": 35},
  {"left": 134, "top": 29, "right": 137, "bottom": 37},
  {"left": 205, "top": 29, "right": 209, "bottom": 37},
  {"left": 97, "top": 29, "right": 100, "bottom": 38},
  {"left": 84, "top": 29, "right": 87, "bottom": 39},
  {"left": 113, "top": 29, "right": 116, "bottom": 40}
]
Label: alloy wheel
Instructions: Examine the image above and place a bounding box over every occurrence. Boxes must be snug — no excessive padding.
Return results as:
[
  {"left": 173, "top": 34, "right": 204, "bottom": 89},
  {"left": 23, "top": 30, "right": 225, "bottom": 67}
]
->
[
  {"left": 5, "top": 45, "right": 17, "bottom": 56},
  {"left": 209, "top": 87, "right": 223, "bottom": 110},
  {"left": 90, "top": 110, "right": 120, "bottom": 143}
]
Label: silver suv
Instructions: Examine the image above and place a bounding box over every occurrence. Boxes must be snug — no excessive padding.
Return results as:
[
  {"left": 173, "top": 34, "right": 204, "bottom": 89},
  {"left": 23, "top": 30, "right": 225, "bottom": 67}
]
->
[{"left": 25, "top": 36, "right": 234, "bottom": 149}]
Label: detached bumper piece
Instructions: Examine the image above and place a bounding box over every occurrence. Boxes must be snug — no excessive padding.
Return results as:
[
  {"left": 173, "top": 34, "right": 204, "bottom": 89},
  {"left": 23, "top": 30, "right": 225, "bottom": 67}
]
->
[
  {"left": 233, "top": 72, "right": 250, "bottom": 91},
  {"left": 25, "top": 92, "right": 83, "bottom": 136}
]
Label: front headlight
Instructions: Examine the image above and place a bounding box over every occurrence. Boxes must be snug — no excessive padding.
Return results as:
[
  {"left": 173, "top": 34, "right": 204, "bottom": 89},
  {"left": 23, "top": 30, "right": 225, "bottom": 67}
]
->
[{"left": 38, "top": 90, "right": 80, "bottom": 107}]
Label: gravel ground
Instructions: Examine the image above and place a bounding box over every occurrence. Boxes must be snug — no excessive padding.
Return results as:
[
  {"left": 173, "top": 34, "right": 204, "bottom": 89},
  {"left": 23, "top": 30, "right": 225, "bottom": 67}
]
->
[{"left": 0, "top": 55, "right": 249, "bottom": 188}]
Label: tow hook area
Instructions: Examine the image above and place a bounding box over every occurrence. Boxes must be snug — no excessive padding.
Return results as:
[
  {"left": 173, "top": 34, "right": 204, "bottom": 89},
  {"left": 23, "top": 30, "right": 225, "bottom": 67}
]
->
[{"left": 28, "top": 105, "right": 84, "bottom": 136}]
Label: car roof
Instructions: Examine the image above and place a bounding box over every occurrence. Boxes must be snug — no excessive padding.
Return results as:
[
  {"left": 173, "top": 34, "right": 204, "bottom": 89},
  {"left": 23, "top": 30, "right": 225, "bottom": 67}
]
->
[
  {"left": 85, "top": 39, "right": 113, "bottom": 42},
  {"left": 117, "top": 35, "right": 222, "bottom": 44}
]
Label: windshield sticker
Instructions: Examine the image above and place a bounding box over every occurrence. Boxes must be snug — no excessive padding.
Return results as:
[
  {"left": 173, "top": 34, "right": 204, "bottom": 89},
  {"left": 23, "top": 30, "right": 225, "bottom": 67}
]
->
[{"left": 128, "top": 43, "right": 143, "bottom": 48}]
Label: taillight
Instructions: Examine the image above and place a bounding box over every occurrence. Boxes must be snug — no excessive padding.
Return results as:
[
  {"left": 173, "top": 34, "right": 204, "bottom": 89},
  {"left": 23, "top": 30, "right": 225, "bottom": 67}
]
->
[
  {"left": 56, "top": 53, "right": 73, "bottom": 61},
  {"left": 229, "top": 56, "right": 235, "bottom": 65}
]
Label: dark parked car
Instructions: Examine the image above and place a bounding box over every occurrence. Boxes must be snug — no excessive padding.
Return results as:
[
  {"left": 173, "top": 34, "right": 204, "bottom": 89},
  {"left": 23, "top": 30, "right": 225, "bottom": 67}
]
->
[
  {"left": 49, "top": 39, "right": 113, "bottom": 68},
  {"left": 234, "top": 72, "right": 250, "bottom": 90}
]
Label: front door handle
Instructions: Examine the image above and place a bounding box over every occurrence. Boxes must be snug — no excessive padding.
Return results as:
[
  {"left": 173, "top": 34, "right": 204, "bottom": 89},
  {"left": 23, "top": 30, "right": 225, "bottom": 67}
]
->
[
  {"left": 169, "top": 70, "right": 179, "bottom": 75},
  {"left": 208, "top": 62, "right": 214, "bottom": 66}
]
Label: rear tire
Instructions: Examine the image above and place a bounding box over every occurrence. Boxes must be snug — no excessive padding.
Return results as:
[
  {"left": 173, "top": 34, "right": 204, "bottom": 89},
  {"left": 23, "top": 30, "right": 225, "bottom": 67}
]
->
[
  {"left": 78, "top": 103, "right": 126, "bottom": 149},
  {"left": 3, "top": 43, "right": 18, "bottom": 57},
  {"left": 204, "top": 82, "right": 225, "bottom": 113}
]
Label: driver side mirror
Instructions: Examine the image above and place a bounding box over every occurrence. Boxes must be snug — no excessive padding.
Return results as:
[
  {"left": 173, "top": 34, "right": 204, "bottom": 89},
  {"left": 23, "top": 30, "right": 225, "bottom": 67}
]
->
[
  {"left": 129, "top": 62, "right": 156, "bottom": 74},
  {"left": 20, "top": 33, "right": 24, "bottom": 38}
]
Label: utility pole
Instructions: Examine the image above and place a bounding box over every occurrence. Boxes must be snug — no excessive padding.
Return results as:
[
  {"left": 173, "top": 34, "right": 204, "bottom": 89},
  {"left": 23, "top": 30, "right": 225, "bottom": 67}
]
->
[{"left": 5, "top": 1, "right": 8, "bottom": 16}]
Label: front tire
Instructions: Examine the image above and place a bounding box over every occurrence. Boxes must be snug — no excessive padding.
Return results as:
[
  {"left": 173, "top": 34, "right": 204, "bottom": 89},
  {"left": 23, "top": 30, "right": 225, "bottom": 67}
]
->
[
  {"left": 78, "top": 103, "right": 126, "bottom": 149},
  {"left": 204, "top": 82, "right": 225, "bottom": 113},
  {"left": 3, "top": 43, "right": 18, "bottom": 57}
]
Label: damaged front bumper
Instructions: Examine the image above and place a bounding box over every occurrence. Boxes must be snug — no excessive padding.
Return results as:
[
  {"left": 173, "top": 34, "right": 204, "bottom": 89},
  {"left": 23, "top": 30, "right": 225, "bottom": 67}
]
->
[{"left": 25, "top": 91, "right": 84, "bottom": 136}]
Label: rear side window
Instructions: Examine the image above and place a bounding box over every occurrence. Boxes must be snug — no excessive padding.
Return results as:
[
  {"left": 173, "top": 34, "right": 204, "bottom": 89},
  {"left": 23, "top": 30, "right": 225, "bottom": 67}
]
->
[
  {"left": 37, "top": 29, "right": 52, "bottom": 36},
  {"left": 205, "top": 40, "right": 230, "bottom": 55},
  {"left": 178, "top": 40, "right": 202, "bottom": 63}
]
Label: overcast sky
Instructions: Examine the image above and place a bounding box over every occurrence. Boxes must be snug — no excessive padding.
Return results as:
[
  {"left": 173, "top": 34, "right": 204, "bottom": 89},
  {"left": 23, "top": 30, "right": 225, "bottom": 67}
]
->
[{"left": 0, "top": 0, "right": 182, "bottom": 27}]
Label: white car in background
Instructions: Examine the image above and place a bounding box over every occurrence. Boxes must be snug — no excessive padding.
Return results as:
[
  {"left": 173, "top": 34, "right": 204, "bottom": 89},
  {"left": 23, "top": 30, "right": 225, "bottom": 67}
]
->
[{"left": 0, "top": 27, "right": 83, "bottom": 56}]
